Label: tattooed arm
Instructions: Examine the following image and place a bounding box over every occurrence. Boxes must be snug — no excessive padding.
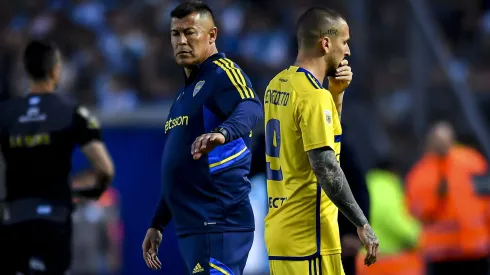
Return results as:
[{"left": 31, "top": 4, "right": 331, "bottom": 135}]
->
[
  {"left": 308, "top": 147, "right": 367, "bottom": 226},
  {"left": 308, "top": 147, "right": 379, "bottom": 265}
]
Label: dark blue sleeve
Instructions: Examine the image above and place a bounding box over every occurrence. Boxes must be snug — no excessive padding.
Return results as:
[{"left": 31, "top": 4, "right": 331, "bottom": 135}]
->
[
  {"left": 150, "top": 196, "right": 172, "bottom": 231},
  {"left": 220, "top": 100, "right": 263, "bottom": 141}
]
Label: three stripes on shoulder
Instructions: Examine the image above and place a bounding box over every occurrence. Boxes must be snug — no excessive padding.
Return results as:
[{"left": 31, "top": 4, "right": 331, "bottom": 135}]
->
[{"left": 213, "top": 58, "right": 255, "bottom": 100}]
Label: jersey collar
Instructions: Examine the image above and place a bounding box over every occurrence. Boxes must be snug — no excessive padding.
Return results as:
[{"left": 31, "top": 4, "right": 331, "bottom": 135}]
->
[
  {"left": 183, "top": 53, "right": 226, "bottom": 86},
  {"left": 293, "top": 66, "right": 324, "bottom": 89}
]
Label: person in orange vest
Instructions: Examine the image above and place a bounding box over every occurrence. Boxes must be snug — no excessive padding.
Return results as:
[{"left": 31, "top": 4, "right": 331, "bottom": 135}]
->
[{"left": 405, "top": 121, "right": 490, "bottom": 275}]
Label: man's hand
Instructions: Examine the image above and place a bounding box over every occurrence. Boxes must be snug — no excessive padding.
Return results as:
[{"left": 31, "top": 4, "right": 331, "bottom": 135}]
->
[
  {"left": 341, "top": 234, "right": 362, "bottom": 257},
  {"left": 328, "top": 59, "right": 353, "bottom": 95},
  {"left": 357, "top": 224, "right": 380, "bottom": 266},
  {"left": 142, "top": 228, "right": 162, "bottom": 270},
  {"left": 191, "top": 133, "right": 226, "bottom": 160}
]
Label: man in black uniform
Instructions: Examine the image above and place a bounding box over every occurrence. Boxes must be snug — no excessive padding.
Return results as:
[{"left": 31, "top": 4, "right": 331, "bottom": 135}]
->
[{"left": 0, "top": 40, "right": 114, "bottom": 275}]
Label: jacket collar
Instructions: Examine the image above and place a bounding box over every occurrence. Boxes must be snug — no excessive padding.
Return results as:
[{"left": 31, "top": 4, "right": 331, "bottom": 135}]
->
[{"left": 183, "top": 52, "right": 225, "bottom": 86}]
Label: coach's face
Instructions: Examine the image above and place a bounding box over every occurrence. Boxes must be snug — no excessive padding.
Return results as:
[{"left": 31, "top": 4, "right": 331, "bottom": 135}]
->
[
  {"left": 325, "top": 20, "right": 351, "bottom": 76},
  {"left": 171, "top": 12, "right": 217, "bottom": 67}
]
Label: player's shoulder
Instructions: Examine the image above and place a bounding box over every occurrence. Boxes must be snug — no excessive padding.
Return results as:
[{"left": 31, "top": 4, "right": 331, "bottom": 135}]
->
[
  {"left": 286, "top": 68, "right": 333, "bottom": 105},
  {"left": 211, "top": 55, "right": 252, "bottom": 85},
  {"left": 290, "top": 67, "right": 324, "bottom": 92}
]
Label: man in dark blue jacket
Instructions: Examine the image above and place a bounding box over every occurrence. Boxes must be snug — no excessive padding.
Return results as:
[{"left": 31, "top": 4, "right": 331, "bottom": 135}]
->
[{"left": 141, "top": 1, "right": 263, "bottom": 274}]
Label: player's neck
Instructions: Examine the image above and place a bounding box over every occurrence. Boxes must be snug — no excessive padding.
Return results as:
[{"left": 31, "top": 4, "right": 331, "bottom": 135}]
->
[
  {"left": 30, "top": 81, "right": 55, "bottom": 94},
  {"left": 294, "top": 57, "right": 326, "bottom": 84},
  {"left": 184, "top": 47, "right": 219, "bottom": 78}
]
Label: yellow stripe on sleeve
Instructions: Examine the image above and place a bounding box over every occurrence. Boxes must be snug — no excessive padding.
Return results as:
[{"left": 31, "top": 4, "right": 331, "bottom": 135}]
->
[
  {"left": 209, "top": 262, "right": 230, "bottom": 275},
  {"left": 213, "top": 60, "right": 246, "bottom": 99},
  {"left": 218, "top": 59, "right": 251, "bottom": 98},
  {"left": 307, "top": 73, "right": 321, "bottom": 89},
  {"left": 223, "top": 58, "right": 254, "bottom": 98},
  {"left": 208, "top": 146, "right": 248, "bottom": 168}
]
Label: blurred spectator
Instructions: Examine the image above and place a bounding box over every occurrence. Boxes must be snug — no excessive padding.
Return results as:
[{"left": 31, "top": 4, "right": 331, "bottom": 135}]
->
[
  {"left": 98, "top": 74, "right": 139, "bottom": 114},
  {"left": 339, "top": 127, "right": 371, "bottom": 275},
  {"left": 405, "top": 122, "right": 490, "bottom": 275},
  {"left": 356, "top": 159, "right": 423, "bottom": 275}
]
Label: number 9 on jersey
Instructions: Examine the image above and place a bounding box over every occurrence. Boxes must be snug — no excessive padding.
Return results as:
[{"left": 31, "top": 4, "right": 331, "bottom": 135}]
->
[{"left": 265, "top": 119, "right": 283, "bottom": 181}]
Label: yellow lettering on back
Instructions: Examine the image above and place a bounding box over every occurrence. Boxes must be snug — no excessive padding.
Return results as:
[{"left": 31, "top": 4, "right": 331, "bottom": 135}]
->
[{"left": 9, "top": 133, "right": 51, "bottom": 148}]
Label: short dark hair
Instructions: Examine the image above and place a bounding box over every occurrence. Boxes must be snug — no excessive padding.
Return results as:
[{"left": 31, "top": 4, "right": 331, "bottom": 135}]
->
[
  {"left": 170, "top": 0, "right": 215, "bottom": 23},
  {"left": 23, "top": 40, "right": 59, "bottom": 81},
  {"left": 296, "top": 7, "right": 345, "bottom": 49}
]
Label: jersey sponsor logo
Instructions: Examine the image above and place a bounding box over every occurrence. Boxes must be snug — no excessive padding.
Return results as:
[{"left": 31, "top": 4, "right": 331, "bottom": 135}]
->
[
  {"left": 18, "top": 107, "right": 47, "bottom": 123},
  {"left": 9, "top": 133, "right": 50, "bottom": 148},
  {"left": 264, "top": 89, "right": 290, "bottom": 106},
  {"left": 192, "top": 263, "right": 204, "bottom": 274},
  {"left": 268, "top": 196, "right": 288, "bottom": 208},
  {"left": 193, "top": 80, "right": 205, "bottom": 97},
  {"left": 165, "top": 115, "right": 189, "bottom": 134},
  {"left": 324, "top": 110, "right": 332, "bottom": 125}
]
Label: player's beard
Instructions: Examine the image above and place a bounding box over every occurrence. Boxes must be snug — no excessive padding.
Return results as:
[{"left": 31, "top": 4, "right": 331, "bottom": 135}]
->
[
  {"left": 326, "top": 66, "right": 337, "bottom": 77},
  {"left": 325, "top": 56, "right": 339, "bottom": 77}
]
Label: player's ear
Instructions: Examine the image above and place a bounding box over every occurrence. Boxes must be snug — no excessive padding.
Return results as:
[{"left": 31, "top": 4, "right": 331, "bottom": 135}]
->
[
  {"left": 321, "top": 37, "right": 330, "bottom": 54},
  {"left": 209, "top": 27, "right": 218, "bottom": 44},
  {"left": 50, "top": 61, "right": 62, "bottom": 83}
]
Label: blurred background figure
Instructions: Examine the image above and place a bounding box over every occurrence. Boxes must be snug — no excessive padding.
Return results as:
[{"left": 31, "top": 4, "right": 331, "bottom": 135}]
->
[
  {"left": 339, "top": 126, "right": 371, "bottom": 275},
  {"left": 406, "top": 122, "right": 490, "bottom": 275},
  {"left": 72, "top": 171, "right": 123, "bottom": 275},
  {"left": 356, "top": 158, "right": 423, "bottom": 275}
]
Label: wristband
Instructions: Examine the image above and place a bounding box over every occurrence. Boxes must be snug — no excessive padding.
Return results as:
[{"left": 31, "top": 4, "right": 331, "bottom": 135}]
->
[{"left": 211, "top": 127, "right": 230, "bottom": 143}]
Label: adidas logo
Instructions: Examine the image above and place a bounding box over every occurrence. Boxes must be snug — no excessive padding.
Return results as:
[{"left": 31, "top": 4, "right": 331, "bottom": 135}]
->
[{"left": 192, "top": 263, "right": 204, "bottom": 274}]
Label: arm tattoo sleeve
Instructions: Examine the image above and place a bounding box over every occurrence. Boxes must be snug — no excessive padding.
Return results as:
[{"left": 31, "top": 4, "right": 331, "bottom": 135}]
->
[{"left": 308, "top": 147, "right": 368, "bottom": 227}]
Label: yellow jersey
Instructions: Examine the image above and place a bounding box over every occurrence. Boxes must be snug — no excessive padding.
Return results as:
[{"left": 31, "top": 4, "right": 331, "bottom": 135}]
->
[{"left": 264, "top": 66, "right": 343, "bottom": 259}]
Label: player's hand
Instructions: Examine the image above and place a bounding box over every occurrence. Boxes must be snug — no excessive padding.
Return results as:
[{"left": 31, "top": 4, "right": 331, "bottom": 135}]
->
[
  {"left": 357, "top": 224, "right": 379, "bottom": 266},
  {"left": 328, "top": 59, "right": 352, "bottom": 94},
  {"left": 191, "top": 133, "right": 226, "bottom": 160},
  {"left": 142, "top": 228, "right": 163, "bottom": 270}
]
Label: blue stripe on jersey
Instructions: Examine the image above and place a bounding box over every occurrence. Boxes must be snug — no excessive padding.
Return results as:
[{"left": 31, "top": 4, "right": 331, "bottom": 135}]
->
[
  {"left": 296, "top": 67, "right": 323, "bottom": 89},
  {"left": 209, "top": 258, "right": 234, "bottom": 275},
  {"left": 203, "top": 106, "right": 223, "bottom": 132},
  {"left": 316, "top": 184, "right": 321, "bottom": 256},
  {"left": 208, "top": 138, "right": 250, "bottom": 173},
  {"left": 334, "top": 134, "right": 342, "bottom": 143}
]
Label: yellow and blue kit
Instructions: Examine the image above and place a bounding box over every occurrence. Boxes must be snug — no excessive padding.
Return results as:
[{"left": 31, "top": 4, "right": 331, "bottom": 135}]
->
[{"left": 264, "top": 66, "right": 345, "bottom": 275}]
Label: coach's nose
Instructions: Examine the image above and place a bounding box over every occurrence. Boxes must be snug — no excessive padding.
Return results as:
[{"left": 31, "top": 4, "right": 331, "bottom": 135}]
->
[{"left": 177, "top": 33, "right": 188, "bottom": 46}]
